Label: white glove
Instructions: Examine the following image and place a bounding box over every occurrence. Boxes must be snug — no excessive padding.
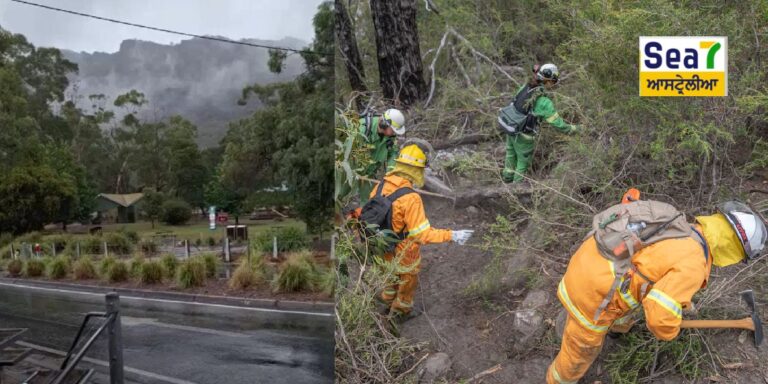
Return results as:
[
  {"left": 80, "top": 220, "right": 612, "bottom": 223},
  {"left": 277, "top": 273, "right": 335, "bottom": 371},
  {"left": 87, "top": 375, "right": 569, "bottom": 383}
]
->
[{"left": 451, "top": 230, "right": 474, "bottom": 245}]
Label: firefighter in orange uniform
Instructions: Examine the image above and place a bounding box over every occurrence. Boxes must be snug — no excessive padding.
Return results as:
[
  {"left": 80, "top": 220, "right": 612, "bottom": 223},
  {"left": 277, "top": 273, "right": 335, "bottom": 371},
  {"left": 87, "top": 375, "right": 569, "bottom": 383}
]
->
[
  {"left": 372, "top": 144, "right": 474, "bottom": 319},
  {"left": 547, "top": 191, "right": 767, "bottom": 384}
]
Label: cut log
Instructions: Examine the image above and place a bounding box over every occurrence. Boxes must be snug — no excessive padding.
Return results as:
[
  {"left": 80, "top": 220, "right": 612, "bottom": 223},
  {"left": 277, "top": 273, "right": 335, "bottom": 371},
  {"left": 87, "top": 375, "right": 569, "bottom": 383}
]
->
[{"left": 433, "top": 133, "right": 491, "bottom": 150}]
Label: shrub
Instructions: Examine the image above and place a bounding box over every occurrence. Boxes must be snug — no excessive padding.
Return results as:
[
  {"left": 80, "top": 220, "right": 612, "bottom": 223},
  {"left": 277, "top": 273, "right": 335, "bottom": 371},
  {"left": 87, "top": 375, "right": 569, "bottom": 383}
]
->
[
  {"left": 118, "top": 228, "right": 140, "bottom": 243},
  {"left": 160, "top": 254, "right": 178, "bottom": 278},
  {"left": 254, "top": 226, "right": 308, "bottom": 254},
  {"left": 201, "top": 253, "right": 219, "bottom": 278},
  {"left": 0, "top": 233, "right": 12, "bottom": 248},
  {"left": 7, "top": 259, "right": 22, "bottom": 277},
  {"left": 25, "top": 259, "right": 45, "bottom": 277},
  {"left": 207, "top": 236, "right": 217, "bottom": 247},
  {"left": 272, "top": 251, "right": 318, "bottom": 293},
  {"left": 177, "top": 257, "right": 206, "bottom": 288},
  {"left": 16, "top": 231, "right": 43, "bottom": 244},
  {"left": 74, "top": 236, "right": 105, "bottom": 256},
  {"left": 105, "top": 233, "right": 133, "bottom": 255},
  {"left": 73, "top": 257, "right": 97, "bottom": 280},
  {"left": 46, "top": 235, "right": 72, "bottom": 255},
  {"left": 228, "top": 260, "right": 264, "bottom": 290},
  {"left": 162, "top": 199, "right": 192, "bottom": 225},
  {"left": 317, "top": 267, "right": 336, "bottom": 297},
  {"left": 140, "top": 261, "right": 164, "bottom": 285},
  {"left": 41, "top": 256, "right": 54, "bottom": 269},
  {"left": 129, "top": 256, "right": 145, "bottom": 278},
  {"left": 47, "top": 256, "right": 71, "bottom": 279},
  {"left": 194, "top": 238, "right": 202, "bottom": 247},
  {"left": 99, "top": 256, "right": 117, "bottom": 276},
  {"left": 139, "top": 239, "right": 158, "bottom": 255},
  {"left": 106, "top": 261, "right": 129, "bottom": 282}
]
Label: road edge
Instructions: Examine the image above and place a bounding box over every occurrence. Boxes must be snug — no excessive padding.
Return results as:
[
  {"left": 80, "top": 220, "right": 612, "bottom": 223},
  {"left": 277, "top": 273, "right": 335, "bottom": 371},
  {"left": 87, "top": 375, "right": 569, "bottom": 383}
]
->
[{"left": 0, "top": 277, "right": 334, "bottom": 314}]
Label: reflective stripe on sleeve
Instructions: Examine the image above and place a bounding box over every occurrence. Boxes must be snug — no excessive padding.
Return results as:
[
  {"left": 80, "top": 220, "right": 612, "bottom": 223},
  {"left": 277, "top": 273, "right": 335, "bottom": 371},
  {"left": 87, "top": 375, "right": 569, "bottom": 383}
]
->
[
  {"left": 407, "top": 220, "right": 430, "bottom": 237},
  {"left": 646, "top": 288, "right": 682, "bottom": 319},
  {"left": 545, "top": 112, "right": 560, "bottom": 123},
  {"left": 557, "top": 280, "right": 610, "bottom": 333}
]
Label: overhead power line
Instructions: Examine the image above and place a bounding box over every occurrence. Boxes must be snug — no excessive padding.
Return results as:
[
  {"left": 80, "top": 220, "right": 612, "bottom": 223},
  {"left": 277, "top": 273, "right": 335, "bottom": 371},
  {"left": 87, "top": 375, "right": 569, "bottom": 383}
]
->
[{"left": 9, "top": 0, "right": 331, "bottom": 56}]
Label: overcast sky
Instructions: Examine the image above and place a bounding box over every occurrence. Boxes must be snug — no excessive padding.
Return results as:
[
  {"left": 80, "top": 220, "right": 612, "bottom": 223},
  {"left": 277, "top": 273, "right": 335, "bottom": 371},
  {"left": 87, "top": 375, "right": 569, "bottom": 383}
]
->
[{"left": 0, "top": 0, "right": 324, "bottom": 53}]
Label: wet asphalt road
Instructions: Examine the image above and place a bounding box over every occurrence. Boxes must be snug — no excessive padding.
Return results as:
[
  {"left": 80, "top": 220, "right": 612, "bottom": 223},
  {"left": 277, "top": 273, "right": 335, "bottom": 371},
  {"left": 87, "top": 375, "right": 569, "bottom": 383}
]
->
[{"left": 0, "top": 283, "right": 334, "bottom": 384}]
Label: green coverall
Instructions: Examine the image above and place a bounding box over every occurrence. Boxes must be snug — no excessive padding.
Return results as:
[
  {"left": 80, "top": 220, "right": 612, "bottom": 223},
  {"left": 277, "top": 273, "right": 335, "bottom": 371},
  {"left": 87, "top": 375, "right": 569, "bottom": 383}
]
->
[
  {"left": 358, "top": 116, "right": 398, "bottom": 202},
  {"left": 502, "top": 87, "right": 577, "bottom": 183}
]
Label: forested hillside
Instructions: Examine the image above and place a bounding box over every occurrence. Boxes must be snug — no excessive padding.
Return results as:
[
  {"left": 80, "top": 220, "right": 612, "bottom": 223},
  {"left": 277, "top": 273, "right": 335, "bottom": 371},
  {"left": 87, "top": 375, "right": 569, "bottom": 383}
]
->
[
  {"left": 62, "top": 36, "right": 306, "bottom": 147},
  {"left": 335, "top": 1, "right": 768, "bottom": 383}
]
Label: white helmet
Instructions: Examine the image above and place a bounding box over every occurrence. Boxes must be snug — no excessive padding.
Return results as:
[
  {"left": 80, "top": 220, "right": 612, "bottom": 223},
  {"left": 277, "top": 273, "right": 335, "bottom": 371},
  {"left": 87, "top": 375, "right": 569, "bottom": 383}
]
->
[
  {"left": 536, "top": 63, "right": 560, "bottom": 84},
  {"left": 718, "top": 201, "right": 768, "bottom": 260},
  {"left": 382, "top": 108, "right": 406, "bottom": 135}
]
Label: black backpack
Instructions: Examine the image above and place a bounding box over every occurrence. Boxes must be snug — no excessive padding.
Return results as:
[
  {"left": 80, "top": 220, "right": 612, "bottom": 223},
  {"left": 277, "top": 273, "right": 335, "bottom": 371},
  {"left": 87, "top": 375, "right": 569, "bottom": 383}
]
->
[
  {"left": 359, "top": 180, "right": 416, "bottom": 252},
  {"left": 498, "top": 84, "right": 543, "bottom": 135}
]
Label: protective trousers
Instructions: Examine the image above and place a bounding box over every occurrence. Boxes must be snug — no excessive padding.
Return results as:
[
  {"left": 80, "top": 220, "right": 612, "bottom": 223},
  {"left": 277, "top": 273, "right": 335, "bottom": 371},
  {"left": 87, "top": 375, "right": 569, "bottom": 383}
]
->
[
  {"left": 381, "top": 273, "right": 418, "bottom": 315},
  {"left": 502, "top": 133, "right": 536, "bottom": 182},
  {"left": 547, "top": 314, "right": 606, "bottom": 384}
]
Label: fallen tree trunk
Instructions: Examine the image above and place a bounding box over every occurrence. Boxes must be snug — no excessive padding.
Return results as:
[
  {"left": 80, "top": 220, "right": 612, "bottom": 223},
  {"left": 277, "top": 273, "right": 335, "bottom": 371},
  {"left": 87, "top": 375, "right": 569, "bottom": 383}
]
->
[
  {"left": 433, "top": 133, "right": 492, "bottom": 150},
  {"left": 453, "top": 185, "right": 531, "bottom": 209}
]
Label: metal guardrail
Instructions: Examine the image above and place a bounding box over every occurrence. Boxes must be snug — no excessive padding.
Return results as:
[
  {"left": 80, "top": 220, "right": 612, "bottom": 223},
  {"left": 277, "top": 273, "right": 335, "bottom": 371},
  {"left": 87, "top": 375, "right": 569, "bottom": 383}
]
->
[{"left": 49, "top": 293, "right": 124, "bottom": 384}]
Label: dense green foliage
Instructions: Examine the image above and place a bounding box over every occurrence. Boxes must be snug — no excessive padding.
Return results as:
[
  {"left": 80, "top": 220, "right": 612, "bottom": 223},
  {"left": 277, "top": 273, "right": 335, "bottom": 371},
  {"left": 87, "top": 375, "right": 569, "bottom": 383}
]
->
[
  {"left": 161, "top": 199, "right": 193, "bottom": 225},
  {"left": 219, "top": 1, "right": 334, "bottom": 234},
  {"left": 253, "top": 226, "right": 309, "bottom": 254}
]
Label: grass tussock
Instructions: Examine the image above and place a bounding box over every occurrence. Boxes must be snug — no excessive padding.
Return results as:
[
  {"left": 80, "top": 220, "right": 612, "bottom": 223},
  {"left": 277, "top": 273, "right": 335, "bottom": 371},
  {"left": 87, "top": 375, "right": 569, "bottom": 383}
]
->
[
  {"left": 272, "top": 251, "right": 319, "bottom": 293},
  {"left": 7, "top": 259, "right": 22, "bottom": 277},
  {"left": 73, "top": 257, "right": 97, "bottom": 280},
  {"left": 177, "top": 257, "right": 206, "bottom": 288},
  {"left": 47, "top": 256, "right": 71, "bottom": 279},
  {"left": 228, "top": 259, "right": 265, "bottom": 290},
  {"left": 201, "top": 253, "right": 219, "bottom": 278},
  {"left": 25, "top": 259, "right": 45, "bottom": 277},
  {"left": 106, "top": 260, "right": 129, "bottom": 283},
  {"left": 160, "top": 254, "right": 178, "bottom": 279},
  {"left": 129, "top": 255, "right": 145, "bottom": 278},
  {"left": 140, "top": 260, "right": 164, "bottom": 285}
]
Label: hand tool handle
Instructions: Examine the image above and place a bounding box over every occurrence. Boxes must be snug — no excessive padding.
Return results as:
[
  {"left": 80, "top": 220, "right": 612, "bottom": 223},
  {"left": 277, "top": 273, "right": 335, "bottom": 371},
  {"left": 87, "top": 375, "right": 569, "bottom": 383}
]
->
[{"left": 680, "top": 317, "right": 755, "bottom": 331}]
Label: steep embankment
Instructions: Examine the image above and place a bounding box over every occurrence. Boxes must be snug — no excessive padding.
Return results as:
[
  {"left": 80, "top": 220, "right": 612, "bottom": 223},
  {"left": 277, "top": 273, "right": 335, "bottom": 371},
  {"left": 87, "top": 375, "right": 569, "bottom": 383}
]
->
[{"left": 399, "top": 142, "right": 768, "bottom": 384}]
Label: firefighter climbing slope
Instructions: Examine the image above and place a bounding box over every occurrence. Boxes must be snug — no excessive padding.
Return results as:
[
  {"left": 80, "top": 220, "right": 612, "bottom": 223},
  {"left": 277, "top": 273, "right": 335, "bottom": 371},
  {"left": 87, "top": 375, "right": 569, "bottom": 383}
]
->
[
  {"left": 498, "top": 63, "right": 579, "bottom": 184},
  {"left": 547, "top": 190, "right": 768, "bottom": 384},
  {"left": 360, "top": 143, "right": 474, "bottom": 319}
]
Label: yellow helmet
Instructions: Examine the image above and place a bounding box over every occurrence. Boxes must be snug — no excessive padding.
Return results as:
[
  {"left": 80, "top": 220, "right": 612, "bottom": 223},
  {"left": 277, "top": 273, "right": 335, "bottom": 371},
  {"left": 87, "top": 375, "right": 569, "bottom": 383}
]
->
[{"left": 395, "top": 144, "right": 427, "bottom": 168}]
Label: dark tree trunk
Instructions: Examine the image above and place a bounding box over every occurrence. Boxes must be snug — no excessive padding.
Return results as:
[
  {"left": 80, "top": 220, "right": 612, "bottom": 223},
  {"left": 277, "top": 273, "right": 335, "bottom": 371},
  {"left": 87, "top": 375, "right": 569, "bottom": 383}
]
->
[
  {"left": 370, "top": 0, "right": 426, "bottom": 106},
  {"left": 335, "top": 0, "right": 367, "bottom": 105}
]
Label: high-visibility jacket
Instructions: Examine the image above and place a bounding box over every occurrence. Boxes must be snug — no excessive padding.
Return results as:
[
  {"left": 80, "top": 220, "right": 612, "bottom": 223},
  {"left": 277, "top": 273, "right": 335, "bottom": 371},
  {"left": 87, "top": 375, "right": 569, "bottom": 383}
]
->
[
  {"left": 557, "top": 224, "right": 711, "bottom": 340},
  {"left": 370, "top": 174, "right": 452, "bottom": 273},
  {"left": 359, "top": 116, "right": 398, "bottom": 177},
  {"left": 513, "top": 85, "right": 576, "bottom": 135}
]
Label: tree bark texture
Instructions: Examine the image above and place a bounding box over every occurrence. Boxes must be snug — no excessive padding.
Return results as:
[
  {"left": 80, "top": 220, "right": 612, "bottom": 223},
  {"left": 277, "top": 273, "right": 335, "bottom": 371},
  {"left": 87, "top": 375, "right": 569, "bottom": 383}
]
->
[
  {"left": 370, "top": 0, "right": 426, "bottom": 106},
  {"left": 335, "top": 0, "right": 368, "bottom": 98}
]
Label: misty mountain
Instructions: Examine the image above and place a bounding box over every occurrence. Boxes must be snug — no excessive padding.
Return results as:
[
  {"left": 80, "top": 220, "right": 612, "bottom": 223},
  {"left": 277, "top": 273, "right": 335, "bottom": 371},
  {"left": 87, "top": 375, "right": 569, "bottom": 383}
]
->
[{"left": 61, "top": 36, "right": 306, "bottom": 147}]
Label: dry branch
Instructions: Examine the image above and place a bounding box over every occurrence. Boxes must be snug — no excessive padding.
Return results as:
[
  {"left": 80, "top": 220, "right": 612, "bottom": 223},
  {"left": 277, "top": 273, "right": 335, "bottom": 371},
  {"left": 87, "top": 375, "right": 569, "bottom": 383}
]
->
[{"left": 425, "top": 30, "right": 450, "bottom": 107}]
